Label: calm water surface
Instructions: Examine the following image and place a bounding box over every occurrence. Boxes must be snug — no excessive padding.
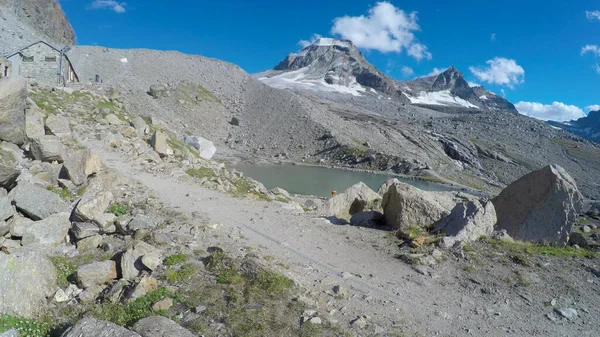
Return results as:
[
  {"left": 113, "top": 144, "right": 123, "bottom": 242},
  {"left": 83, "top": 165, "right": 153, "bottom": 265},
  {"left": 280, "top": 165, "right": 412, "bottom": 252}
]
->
[{"left": 233, "top": 164, "right": 457, "bottom": 198}]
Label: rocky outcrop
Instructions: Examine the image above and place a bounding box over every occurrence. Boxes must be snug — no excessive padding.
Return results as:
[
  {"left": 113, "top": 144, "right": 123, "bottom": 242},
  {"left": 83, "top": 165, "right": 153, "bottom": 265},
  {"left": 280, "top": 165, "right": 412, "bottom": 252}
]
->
[
  {"left": 75, "top": 260, "right": 118, "bottom": 289},
  {"left": 120, "top": 242, "right": 161, "bottom": 280},
  {"left": 45, "top": 114, "right": 72, "bottom": 139},
  {"left": 382, "top": 181, "right": 464, "bottom": 233},
  {"left": 0, "top": 78, "right": 26, "bottom": 146},
  {"left": 61, "top": 318, "right": 141, "bottom": 337},
  {"left": 132, "top": 316, "right": 196, "bottom": 337},
  {"left": 20, "top": 212, "right": 70, "bottom": 246},
  {"left": 493, "top": 165, "right": 583, "bottom": 247},
  {"left": 62, "top": 150, "right": 101, "bottom": 186},
  {"left": 0, "top": 251, "right": 57, "bottom": 318},
  {"left": 0, "top": 0, "right": 75, "bottom": 45},
  {"left": 322, "top": 182, "right": 381, "bottom": 220},
  {"left": 433, "top": 200, "right": 497, "bottom": 247},
  {"left": 151, "top": 131, "right": 172, "bottom": 158}
]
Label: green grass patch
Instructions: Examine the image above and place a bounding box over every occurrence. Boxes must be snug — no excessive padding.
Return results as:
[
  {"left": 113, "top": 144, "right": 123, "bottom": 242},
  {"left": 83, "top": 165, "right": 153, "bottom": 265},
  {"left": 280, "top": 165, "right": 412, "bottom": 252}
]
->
[
  {"left": 108, "top": 203, "right": 131, "bottom": 217},
  {"left": 463, "top": 264, "right": 476, "bottom": 272},
  {"left": 47, "top": 186, "right": 75, "bottom": 201},
  {"left": 274, "top": 197, "right": 290, "bottom": 203},
  {"left": 177, "top": 83, "right": 221, "bottom": 104},
  {"left": 576, "top": 217, "right": 594, "bottom": 226},
  {"left": 92, "top": 287, "right": 176, "bottom": 327},
  {"left": 163, "top": 253, "right": 188, "bottom": 266},
  {"left": 252, "top": 271, "right": 294, "bottom": 294},
  {"left": 0, "top": 315, "right": 48, "bottom": 337},
  {"left": 185, "top": 168, "right": 216, "bottom": 179},
  {"left": 483, "top": 238, "right": 599, "bottom": 259},
  {"left": 205, "top": 251, "right": 244, "bottom": 285},
  {"left": 417, "top": 176, "right": 445, "bottom": 184},
  {"left": 165, "top": 263, "right": 197, "bottom": 283}
]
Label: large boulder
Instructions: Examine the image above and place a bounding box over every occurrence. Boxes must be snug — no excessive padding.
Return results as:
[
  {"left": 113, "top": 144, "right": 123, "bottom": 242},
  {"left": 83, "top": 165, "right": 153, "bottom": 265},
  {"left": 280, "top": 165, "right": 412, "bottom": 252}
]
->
[
  {"left": 0, "top": 77, "right": 26, "bottom": 145},
  {"left": 61, "top": 318, "right": 141, "bottom": 337},
  {"left": 382, "top": 181, "right": 462, "bottom": 233},
  {"left": 492, "top": 165, "right": 583, "bottom": 247},
  {"left": 149, "top": 85, "right": 166, "bottom": 98},
  {"left": 322, "top": 182, "right": 381, "bottom": 220},
  {"left": 183, "top": 135, "right": 216, "bottom": 160},
  {"left": 73, "top": 178, "right": 113, "bottom": 224},
  {"left": 0, "top": 251, "right": 57, "bottom": 318},
  {"left": 62, "top": 150, "right": 101, "bottom": 186},
  {"left": 25, "top": 105, "right": 45, "bottom": 139},
  {"left": 30, "top": 136, "right": 66, "bottom": 163},
  {"left": 120, "top": 242, "right": 161, "bottom": 280},
  {"left": 150, "top": 131, "right": 172, "bottom": 158},
  {"left": 433, "top": 200, "right": 497, "bottom": 248},
  {"left": 0, "top": 164, "right": 20, "bottom": 189},
  {"left": 11, "top": 182, "right": 70, "bottom": 220},
  {"left": 133, "top": 316, "right": 196, "bottom": 337},
  {"left": 44, "top": 114, "right": 72, "bottom": 139},
  {"left": 20, "top": 212, "right": 71, "bottom": 246},
  {"left": 75, "top": 260, "right": 118, "bottom": 289},
  {"left": 131, "top": 116, "right": 149, "bottom": 136},
  {"left": 0, "top": 196, "right": 15, "bottom": 221}
]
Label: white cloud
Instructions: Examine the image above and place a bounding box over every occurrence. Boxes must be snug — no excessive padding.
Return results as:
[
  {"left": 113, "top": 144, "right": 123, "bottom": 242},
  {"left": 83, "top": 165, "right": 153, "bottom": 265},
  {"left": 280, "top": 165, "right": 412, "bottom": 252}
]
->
[
  {"left": 586, "top": 10, "right": 600, "bottom": 21},
  {"left": 596, "top": 63, "right": 600, "bottom": 74},
  {"left": 490, "top": 33, "right": 496, "bottom": 41},
  {"left": 515, "top": 101, "right": 586, "bottom": 122},
  {"left": 298, "top": 34, "right": 323, "bottom": 48},
  {"left": 581, "top": 44, "right": 600, "bottom": 56},
  {"left": 586, "top": 105, "right": 600, "bottom": 112},
  {"left": 401, "top": 66, "right": 414, "bottom": 77},
  {"left": 469, "top": 57, "right": 525, "bottom": 88},
  {"left": 467, "top": 81, "right": 481, "bottom": 87},
  {"left": 427, "top": 67, "right": 444, "bottom": 76},
  {"left": 330, "top": 2, "right": 431, "bottom": 60},
  {"left": 500, "top": 88, "right": 506, "bottom": 98},
  {"left": 89, "top": 0, "right": 126, "bottom": 13}
]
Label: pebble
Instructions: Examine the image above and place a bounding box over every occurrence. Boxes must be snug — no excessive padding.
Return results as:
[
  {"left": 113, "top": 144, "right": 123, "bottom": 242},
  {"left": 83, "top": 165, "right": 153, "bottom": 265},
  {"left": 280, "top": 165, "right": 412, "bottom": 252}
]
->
[
  {"left": 152, "top": 297, "right": 173, "bottom": 311},
  {"left": 555, "top": 307, "right": 578, "bottom": 320},
  {"left": 193, "top": 305, "right": 207, "bottom": 313},
  {"left": 54, "top": 289, "right": 69, "bottom": 303},
  {"left": 351, "top": 316, "right": 367, "bottom": 329},
  {"left": 582, "top": 225, "right": 592, "bottom": 233},
  {"left": 309, "top": 317, "right": 322, "bottom": 325}
]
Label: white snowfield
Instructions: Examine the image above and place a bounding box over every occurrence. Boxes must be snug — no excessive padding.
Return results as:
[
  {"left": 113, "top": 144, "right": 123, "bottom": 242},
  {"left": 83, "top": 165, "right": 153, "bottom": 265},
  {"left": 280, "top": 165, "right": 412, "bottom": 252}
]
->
[
  {"left": 403, "top": 90, "right": 479, "bottom": 108},
  {"left": 259, "top": 68, "right": 367, "bottom": 96},
  {"left": 311, "top": 38, "right": 352, "bottom": 48}
]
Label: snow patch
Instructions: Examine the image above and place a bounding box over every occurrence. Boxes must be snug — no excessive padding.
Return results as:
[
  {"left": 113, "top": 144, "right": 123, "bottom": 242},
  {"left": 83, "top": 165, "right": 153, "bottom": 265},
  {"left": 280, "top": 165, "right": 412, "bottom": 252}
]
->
[
  {"left": 403, "top": 90, "right": 479, "bottom": 109},
  {"left": 312, "top": 38, "right": 352, "bottom": 49},
  {"left": 259, "top": 67, "right": 366, "bottom": 96},
  {"left": 549, "top": 125, "right": 563, "bottom": 130},
  {"left": 120, "top": 58, "right": 128, "bottom": 63},
  {"left": 479, "top": 95, "right": 488, "bottom": 100}
]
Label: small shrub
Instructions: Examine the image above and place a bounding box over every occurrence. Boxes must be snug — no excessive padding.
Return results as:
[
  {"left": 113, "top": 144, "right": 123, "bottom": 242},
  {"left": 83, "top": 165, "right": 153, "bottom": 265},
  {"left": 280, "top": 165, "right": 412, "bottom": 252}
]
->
[
  {"left": 108, "top": 203, "right": 131, "bottom": 217},
  {"left": 274, "top": 197, "right": 290, "bottom": 203},
  {"left": 47, "top": 186, "right": 75, "bottom": 201},
  {"left": 185, "top": 168, "right": 216, "bottom": 179},
  {"left": 206, "top": 251, "right": 244, "bottom": 285},
  {"left": 92, "top": 287, "right": 175, "bottom": 326},
  {"left": 166, "top": 263, "right": 197, "bottom": 283},
  {"left": 483, "top": 238, "right": 599, "bottom": 259},
  {"left": 163, "top": 253, "right": 188, "bottom": 266},
  {"left": 463, "top": 264, "right": 476, "bottom": 272},
  {"left": 49, "top": 256, "right": 78, "bottom": 288},
  {"left": 0, "top": 315, "right": 48, "bottom": 337},
  {"left": 252, "top": 271, "right": 294, "bottom": 294}
]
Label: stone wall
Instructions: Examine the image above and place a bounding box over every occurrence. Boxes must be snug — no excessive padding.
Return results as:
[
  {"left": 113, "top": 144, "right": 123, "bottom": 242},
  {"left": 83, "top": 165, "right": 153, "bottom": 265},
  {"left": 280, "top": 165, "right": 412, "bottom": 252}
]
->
[{"left": 17, "top": 43, "right": 60, "bottom": 85}]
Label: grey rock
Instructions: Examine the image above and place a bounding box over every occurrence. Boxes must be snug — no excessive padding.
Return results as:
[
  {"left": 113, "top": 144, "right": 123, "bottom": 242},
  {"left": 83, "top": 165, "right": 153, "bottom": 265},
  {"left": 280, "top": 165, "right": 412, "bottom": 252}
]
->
[
  {"left": 0, "top": 164, "right": 20, "bottom": 189},
  {"left": 493, "top": 165, "right": 583, "bottom": 247},
  {"left": 129, "top": 276, "right": 158, "bottom": 301},
  {"left": 0, "top": 329, "right": 19, "bottom": 337},
  {"left": 382, "top": 180, "right": 462, "bottom": 233},
  {"left": 71, "top": 222, "right": 100, "bottom": 240},
  {"left": 7, "top": 215, "right": 33, "bottom": 237},
  {"left": 120, "top": 242, "right": 160, "bottom": 280},
  {"left": 62, "top": 150, "right": 102, "bottom": 186},
  {"left": 554, "top": 308, "right": 578, "bottom": 320},
  {"left": 183, "top": 135, "right": 216, "bottom": 160},
  {"left": 20, "top": 212, "right": 71, "bottom": 247},
  {"left": 11, "top": 182, "right": 69, "bottom": 220},
  {"left": 132, "top": 316, "right": 196, "bottom": 337},
  {"left": 269, "top": 187, "right": 291, "bottom": 199},
  {"left": 30, "top": 136, "right": 66, "bottom": 163},
  {"left": 0, "top": 251, "right": 57, "bottom": 318},
  {"left": 350, "top": 316, "right": 368, "bottom": 329},
  {"left": 350, "top": 210, "right": 384, "bottom": 226},
  {"left": 127, "top": 214, "right": 157, "bottom": 232},
  {"left": 61, "top": 317, "right": 141, "bottom": 337},
  {"left": 149, "top": 85, "right": 166, "bottom": 98},
  {"left": 150, "top": 131, "right": 172, "bottom": 158},
  {"left": 73, "top": 190, "right": 114, "bottom": 224},
  {"left": 45, "top": 114, "right": 71, "bottom": 139},
  {"left": 105, "top": 114, "right": 127, "bottom": 126},
  {"left": 582, "top": 225, "right": 592, "bottom": 233},
  {"left": 434, "top": 200, "right": 497, "bottom": 248},
  {"left": 0, "top": 78, "right": 26, "bottom": 145},
  {"left": 131, "top": 116, "right": 149, "bottom": 136},
  {"left": 77, "top": 235, "right": 103, "bottom": 252},
  {"left": 323, "top": 182, "right": 381, "bottom": 220},
  {"left": 140, "top": 251, "right": 161, "bottom": 271},
  {"left": 0, "top": 196, "right": 15, "bottom": 221},
  {"left": 568, "top": 232, "right": 589, "bottom": 249},
  {"left": 25, "top": 106, "right": 45, "bottom": 139},
  {"left": 75, "top": 260, "right": 118, "bottom": 289},
  {"left": 53, "top": 288, "right": 70, "bottom": 303},
  {"left": 77, "top": 285, "right": 103, "bottom": 304},
  {"left": 490, "top": 229, "right": 512, "bottom": 241}
]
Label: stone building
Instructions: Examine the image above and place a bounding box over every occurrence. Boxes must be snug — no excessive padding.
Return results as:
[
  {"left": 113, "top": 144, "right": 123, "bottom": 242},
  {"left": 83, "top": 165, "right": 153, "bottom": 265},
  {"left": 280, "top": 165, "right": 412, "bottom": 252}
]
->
[
  {"left": 0, "top": 57, "right": 10, "bottom": 79},
  {"left": 5, "top": 41, "right": 78, "bottom": 85}
]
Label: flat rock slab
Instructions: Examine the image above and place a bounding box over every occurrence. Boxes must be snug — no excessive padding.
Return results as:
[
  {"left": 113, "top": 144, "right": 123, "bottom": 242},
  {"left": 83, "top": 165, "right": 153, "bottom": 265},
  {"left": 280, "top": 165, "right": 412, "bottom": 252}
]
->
[
  {"left": 132, "top": 316, "right": 196, "bottom": 337},
  {"left": 30, "top": 135, "right": 66, "bottom": 163},
  {"left": 11, "top": 181, "right": 70, "bottom": 220},
  {"left": 61, "top": 317, "right": 141, "bottom": 337},
  {"left": 0, "top": 251, "right": 57, "bottom": 318},
  {"left": 75, "top": 260, "right": 117, "bottom": 289},
  {"left": 21, "top": 212, "right": 71, "bottom": 247},
  {"left": 0, "top": 164, "right": 20, "bottom": 189}
]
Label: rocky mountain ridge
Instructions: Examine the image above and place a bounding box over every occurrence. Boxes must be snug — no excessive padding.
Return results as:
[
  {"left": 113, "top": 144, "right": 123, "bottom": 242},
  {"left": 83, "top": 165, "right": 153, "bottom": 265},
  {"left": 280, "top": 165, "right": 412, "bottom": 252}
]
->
[
  {"left": 548, "top": 109, "right": 600, "bottom": 144},
  {"left": 258, "top": 38, "right": 516, "bottom": 112}
]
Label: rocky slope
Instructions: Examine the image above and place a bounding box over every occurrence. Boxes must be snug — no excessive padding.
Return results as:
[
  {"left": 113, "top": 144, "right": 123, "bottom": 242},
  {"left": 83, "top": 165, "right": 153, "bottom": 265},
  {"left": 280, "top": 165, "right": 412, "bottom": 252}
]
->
[
  {"left": 548, "top": 109, "right": 600, "bottom": 143},
  {"left": 0, "top": 0, "right": 74, "bottom": 47}
]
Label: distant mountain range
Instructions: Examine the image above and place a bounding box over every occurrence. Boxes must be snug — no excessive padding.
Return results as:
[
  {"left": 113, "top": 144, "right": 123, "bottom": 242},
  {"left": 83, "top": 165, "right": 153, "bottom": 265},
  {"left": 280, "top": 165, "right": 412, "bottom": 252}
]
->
[
  {"left": 255, "top": 37, "right": 517, "bottom": 113},
  {"left": 547, "top": 110, "right": 600, "bottom": 143}
]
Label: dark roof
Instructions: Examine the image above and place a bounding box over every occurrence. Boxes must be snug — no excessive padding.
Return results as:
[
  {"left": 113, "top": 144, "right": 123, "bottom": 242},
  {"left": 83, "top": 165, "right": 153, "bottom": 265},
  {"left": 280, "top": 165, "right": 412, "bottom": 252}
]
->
[{"left": 5, "top": 40, "right": 66, "bottom": 58}]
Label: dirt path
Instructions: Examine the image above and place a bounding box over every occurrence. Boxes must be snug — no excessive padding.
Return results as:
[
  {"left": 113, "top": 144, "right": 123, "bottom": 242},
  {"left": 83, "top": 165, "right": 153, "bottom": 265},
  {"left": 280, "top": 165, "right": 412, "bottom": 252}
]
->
[{"left": 85, "top": 139, "right": 592, "bottom": 337}]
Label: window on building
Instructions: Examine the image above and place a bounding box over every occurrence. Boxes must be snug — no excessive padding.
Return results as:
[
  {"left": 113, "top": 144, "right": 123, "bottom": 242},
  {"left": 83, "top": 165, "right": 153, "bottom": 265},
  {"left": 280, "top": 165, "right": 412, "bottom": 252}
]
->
[
  {"left": 45, "top": 56, "right": 57, "bottom": 62},
  {"left": 22, "top": 56, "right": 34, "bottom": 62}
]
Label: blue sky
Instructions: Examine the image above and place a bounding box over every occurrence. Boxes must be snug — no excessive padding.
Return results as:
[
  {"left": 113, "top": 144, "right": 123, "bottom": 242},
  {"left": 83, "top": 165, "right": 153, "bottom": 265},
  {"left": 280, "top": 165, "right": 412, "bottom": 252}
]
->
[{"left": 59, "top": 0, "right": 600, "bottom": 121}]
